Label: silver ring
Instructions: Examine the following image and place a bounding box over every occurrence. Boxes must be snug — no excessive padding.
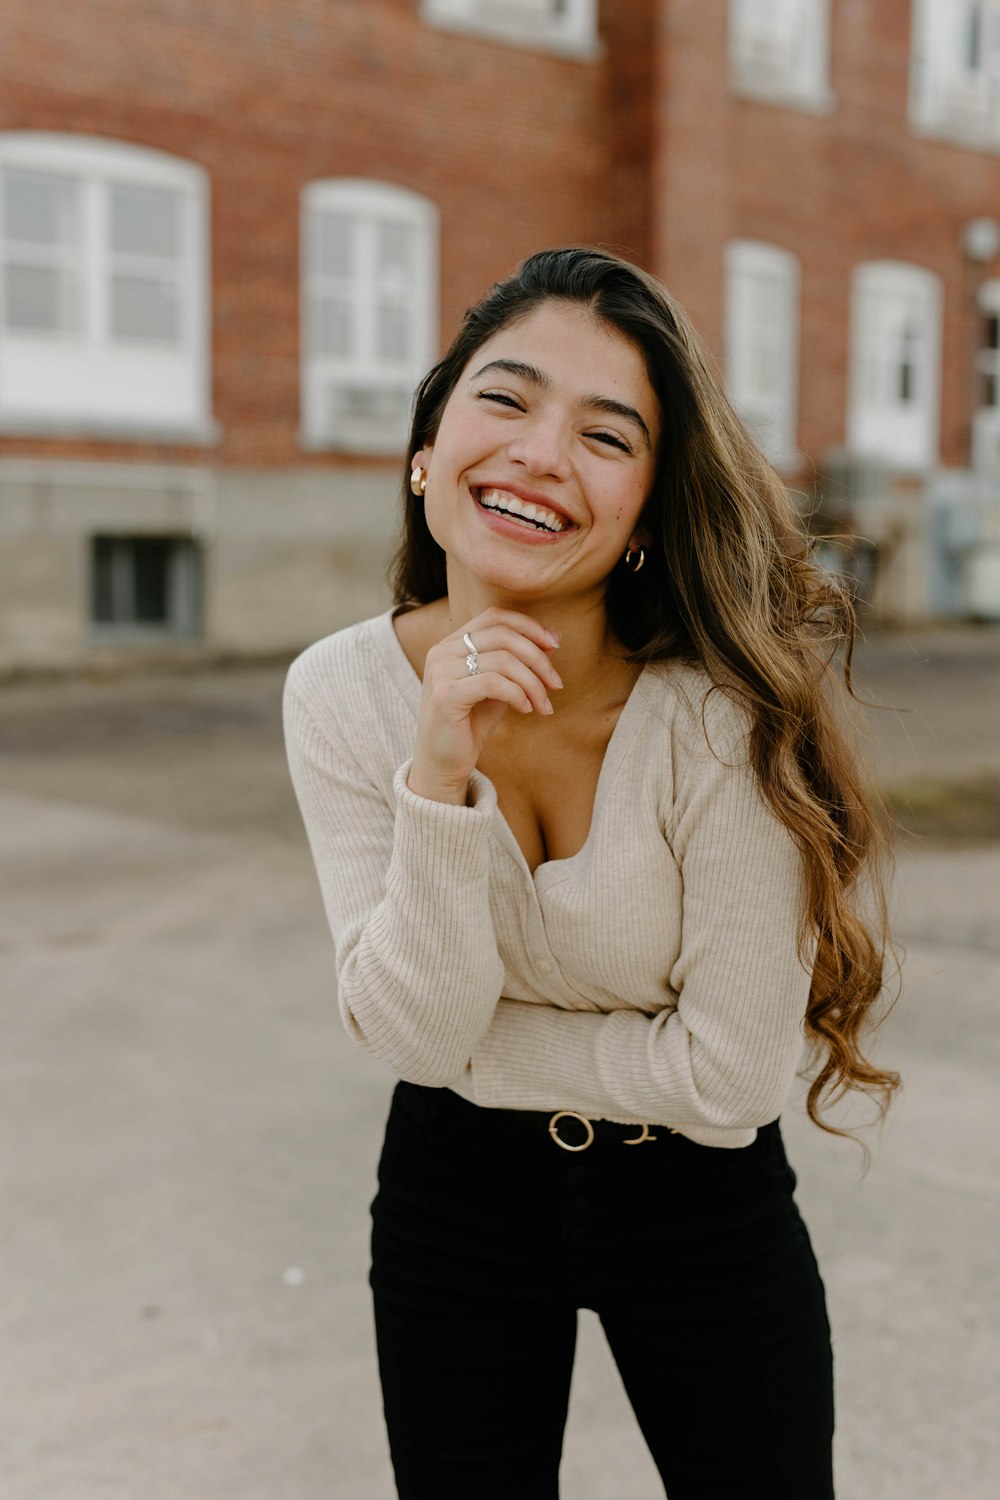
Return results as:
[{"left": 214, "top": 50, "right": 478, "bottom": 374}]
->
[
  {"left": 462, "top": 633, "right": 478, "bottom": 653},
  {"left": 463, "top": 632, "right": 479, "bottom": 676}
]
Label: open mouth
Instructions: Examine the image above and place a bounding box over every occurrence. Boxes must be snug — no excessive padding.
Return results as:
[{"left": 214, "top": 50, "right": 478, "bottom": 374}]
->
[{"left": 474, "top": 487, "right": 570, "bottom": 535}]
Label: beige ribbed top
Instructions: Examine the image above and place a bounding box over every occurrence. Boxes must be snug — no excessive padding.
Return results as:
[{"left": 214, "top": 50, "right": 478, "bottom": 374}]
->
[{"left": 283, "top": 608, "right": 814, "bottom": 1148}]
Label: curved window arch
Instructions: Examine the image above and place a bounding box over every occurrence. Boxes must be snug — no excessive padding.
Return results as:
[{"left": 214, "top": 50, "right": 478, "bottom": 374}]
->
[
  {"left": 301, "top": 180, "right": 438, "bottom": 454},
  {"left": 0, "top": 132, "right": 212, "bottom": 439},
  {"left": 848, "top": 261, "right": 942, "bottom": 468},
  {"left": 724, "top": 239, "right": 800, "bottom": 470}
]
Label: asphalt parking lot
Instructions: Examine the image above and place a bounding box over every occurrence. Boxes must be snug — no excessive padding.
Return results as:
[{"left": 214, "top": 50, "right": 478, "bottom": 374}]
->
[{"left": 1, "top": 622, "right": 998, "bottom": 1499}]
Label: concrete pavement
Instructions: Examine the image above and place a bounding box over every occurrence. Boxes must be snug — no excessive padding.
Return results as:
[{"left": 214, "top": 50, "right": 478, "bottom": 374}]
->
[{"left": 1, "top": 625, "right": 998, "bottom": 1498}]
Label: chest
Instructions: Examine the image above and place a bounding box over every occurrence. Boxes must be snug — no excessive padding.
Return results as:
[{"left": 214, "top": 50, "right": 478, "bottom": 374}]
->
[{"left": 477, "top": 719, "right": 621, "bottom": 875}]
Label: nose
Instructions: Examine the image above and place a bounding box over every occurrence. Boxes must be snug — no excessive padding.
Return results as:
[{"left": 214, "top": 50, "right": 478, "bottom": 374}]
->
[{"left": 505, "top": 411, "right": 572, "bottom": 481}]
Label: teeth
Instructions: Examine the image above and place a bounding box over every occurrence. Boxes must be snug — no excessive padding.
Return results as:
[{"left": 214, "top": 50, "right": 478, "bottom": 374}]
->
[{"left": 477, "top": 488, "right": 567, "bottom": 533}]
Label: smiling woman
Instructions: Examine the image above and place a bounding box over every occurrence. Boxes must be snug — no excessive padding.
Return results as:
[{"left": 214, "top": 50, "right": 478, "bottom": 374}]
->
[{"left": 283, "top": 247, "right": 899, "bottom": 1499}]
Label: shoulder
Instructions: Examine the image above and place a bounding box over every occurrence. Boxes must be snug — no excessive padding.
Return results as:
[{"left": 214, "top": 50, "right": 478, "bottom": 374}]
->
[
  {"left": 283, "top": 609, "right": 404, "bottom": 753},
  {"left": 283, "top": 609, "right": 389, "bottom": 714},
  {"left": 638, "top": 658, "right": 754, "bottom": 764}
]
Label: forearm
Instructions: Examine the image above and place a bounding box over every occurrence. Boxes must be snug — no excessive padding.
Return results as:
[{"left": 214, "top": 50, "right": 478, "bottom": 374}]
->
[{"left": 334, "top": 764, "right": 506, "bottom": 1084}]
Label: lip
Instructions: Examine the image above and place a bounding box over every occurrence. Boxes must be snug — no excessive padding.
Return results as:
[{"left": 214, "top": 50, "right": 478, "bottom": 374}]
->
[{"left": 470, "top": 481, "right": 578, "bottom": 530}]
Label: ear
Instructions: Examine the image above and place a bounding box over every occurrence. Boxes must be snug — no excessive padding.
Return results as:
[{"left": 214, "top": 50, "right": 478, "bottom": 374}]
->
[
  {"left": 628, "top": 523, "right": 652, "bottom": 552},
  {"left": 412, "top": 444, "right": 432, "bottom": 470}
]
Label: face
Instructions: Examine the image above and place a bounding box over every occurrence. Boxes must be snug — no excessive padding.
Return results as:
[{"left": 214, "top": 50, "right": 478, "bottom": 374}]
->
[{"left": 414, "top": 301, "right": 659, "bottom": 609}]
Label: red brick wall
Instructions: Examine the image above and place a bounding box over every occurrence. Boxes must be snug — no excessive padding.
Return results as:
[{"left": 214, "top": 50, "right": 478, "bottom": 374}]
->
[
  {"left": 654, "top": 0, "right": 1000, "bottom": 475},
  {"left": 0, "top": 0, "right": 618, "bottom": 469}
]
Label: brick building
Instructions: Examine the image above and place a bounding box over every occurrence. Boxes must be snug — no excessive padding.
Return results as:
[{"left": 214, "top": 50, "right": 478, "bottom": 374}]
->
[{"left": 2, "top": 0, "right": 999, "bottom": 670}]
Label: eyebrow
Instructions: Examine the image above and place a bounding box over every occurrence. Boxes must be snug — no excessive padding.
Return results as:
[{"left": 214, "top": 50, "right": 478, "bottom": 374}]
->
[{"left": 469, "top": 358, "right": 653, "bottom": 450}]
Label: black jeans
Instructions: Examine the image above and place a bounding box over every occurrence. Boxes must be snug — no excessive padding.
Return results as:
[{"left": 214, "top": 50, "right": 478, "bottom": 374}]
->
[{"left": 370, "top": 1082, "right": 835, "bottom": 1500}]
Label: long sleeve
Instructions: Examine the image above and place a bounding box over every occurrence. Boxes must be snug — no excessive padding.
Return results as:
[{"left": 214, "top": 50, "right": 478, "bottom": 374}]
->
[{"left": 283, "top": 675, "right": 506, "bottom": 1086}]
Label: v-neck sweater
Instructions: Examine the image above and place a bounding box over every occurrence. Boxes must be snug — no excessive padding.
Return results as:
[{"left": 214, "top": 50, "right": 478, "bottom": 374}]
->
[{"left": 283, "top": 609, "right": 814, "bottom": 1148}]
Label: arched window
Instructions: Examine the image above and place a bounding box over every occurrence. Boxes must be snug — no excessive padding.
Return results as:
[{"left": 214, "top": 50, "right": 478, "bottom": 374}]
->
[
  {"left": 847, "top": 261, "right": 942, "bottom": 468},
  {"left": 300, "top": 180, "right": 438, "bottom": 454},
  {"left": 725, "top": 240, "right": 800, "bottom": 470},
  {"left": 0, "top": 133, "right": 212, "bottom": 439}
]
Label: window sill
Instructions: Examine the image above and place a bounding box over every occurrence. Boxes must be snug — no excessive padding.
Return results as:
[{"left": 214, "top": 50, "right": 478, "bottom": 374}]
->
[
  {"left": 0, "top": 414, "right": 221, "bottom": 446},
  {"left": 910, "top": 114, "right": 1000, "bottom": 156},
  {"left": 298, "top": 427, "right": 407, "bottom": 458},
  {"left": 422, "top": 11, "right": 600, "bottom": 60},
  {"left": 732, "top": 79, "right": 837, "bottom": 116},
  {"left": 88, "top": 627, "right": 202, "bottom": 647}
]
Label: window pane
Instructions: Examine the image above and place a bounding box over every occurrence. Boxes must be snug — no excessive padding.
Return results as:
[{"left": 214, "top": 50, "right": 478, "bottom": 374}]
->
[
  {"left": 377, "top": 302, "right": 413, "bottom": 361},
  {"left": 110, "top": 274, "right": 181, "bottom": 342},
  {"left": 133, "top": 540, "right": 169, "bottom": 623},
  {"left": 92, "top": 539, "right": 116, "bottom": 624},
  {"left": 313, "top": 211, "right": 352, "bottom": 277},
  {"left": 313, "top": 296, "right": 353, "bottom": 357},
  {"left": 3, "top": 170, "right": 79, "bottom": 247},
  {"left": 4, "top": 264, "right": 79, "bottom": 333},
  {"left": 110, "top": 185, "right": 181, "bottom": 259},
  {"left": 377, "top": 221, "right": 416, "bottom": 287}
]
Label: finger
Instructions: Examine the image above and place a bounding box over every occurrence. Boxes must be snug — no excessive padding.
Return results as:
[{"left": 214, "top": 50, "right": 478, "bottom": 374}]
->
[
  {"left": 464, "top": 606, "right": 561, "bottom": 652},
  {"left": 462, "top": 649, "right": 553, "bottom": 714},
  {"left": 458, "top": 626, "right": 563, "bottom": 691},
  {"left": 451, "top": 670, "right": 538, "bottom": 715}
]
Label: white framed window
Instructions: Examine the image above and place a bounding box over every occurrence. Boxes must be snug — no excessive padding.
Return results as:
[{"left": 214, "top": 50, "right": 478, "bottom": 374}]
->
[
  {"left": 729, "top": 0, "right": 833, "bottom": 110},
  {"left": 724, "top": 240, "right": 800, "bottom": 470},
  {"left": 847, "top": 262, "right": 942, "bottom": 469},
  {"left": 421, "top": 0, "right": 598, "bottom": 58},
  {"left": 910, "top": 0, "right": 1000, "bottom": 147},
  {"left": 972, "top": 278, "right": 1000, "bottom": 469},
  {"left": 301, "top": 180, "right": 437, "bottom": 456},
  {"left": 0, "top": 133, "right": 212, "bottom": 440}
]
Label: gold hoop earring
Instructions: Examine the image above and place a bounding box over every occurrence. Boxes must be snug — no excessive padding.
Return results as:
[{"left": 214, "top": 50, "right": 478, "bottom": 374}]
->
[
  {"left": 624, "top": 546, "right": 645, "bottom": 573},
  {"left": 409, "top": 465, "right": 427, "bottom": 497}
]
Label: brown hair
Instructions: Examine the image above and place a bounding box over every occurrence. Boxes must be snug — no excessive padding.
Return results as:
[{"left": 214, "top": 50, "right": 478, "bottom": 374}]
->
[{"left": 391, "top": 246, "right": 899, "bottom": 1141}]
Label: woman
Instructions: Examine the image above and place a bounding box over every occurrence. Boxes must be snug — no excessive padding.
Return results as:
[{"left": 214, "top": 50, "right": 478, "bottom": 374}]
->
[{"left": 284, "top": 247, "right": 898, "bottom": 1499}]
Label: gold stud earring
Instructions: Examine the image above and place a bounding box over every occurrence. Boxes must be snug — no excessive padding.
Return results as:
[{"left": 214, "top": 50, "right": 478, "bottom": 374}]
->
[
  {"left": 624, "top": 546, "right": 645, "bottom": 573},
  {"left": 410, "top": 465, "right": 427, "bottom": 497}
]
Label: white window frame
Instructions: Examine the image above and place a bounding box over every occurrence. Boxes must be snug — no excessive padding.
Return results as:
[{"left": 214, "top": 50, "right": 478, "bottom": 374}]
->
[
  {"left": 421, "top": 0, "right": 599, "bottom": 58},
  {"left": 300, "top": 179, "right": 438, "bottom": 456},
  {"left": 971, "top": 278, "right": 1000, "bottom": 470},
  {"left": 729, "top": 0, "right": 834, "bottom": 111},
  {"left": 724, "top": 240, "right": 800, "bottom": 471},
  {"left": 847, "top": 261, "right": 942, "bottom": 470},
  {"left": 910, "top": 0, "right": 1000, "bottom": 149},
  {"left": 0, "top": 132, "right": 214, "bottom": 441}
]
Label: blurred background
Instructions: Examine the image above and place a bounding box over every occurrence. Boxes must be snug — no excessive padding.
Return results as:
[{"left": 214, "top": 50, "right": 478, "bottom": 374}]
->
[{"left": 1, "top": 2, "right": 998, "bottom": 1497}]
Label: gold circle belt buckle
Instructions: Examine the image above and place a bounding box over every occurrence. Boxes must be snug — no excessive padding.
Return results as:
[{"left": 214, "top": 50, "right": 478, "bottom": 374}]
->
[{"left": 547, "top": 1110, "right": 595, "bottom": 1151}]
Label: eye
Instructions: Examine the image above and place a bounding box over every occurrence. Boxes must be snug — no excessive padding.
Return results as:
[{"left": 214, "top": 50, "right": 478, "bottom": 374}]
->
[
  {"left": 590, "top": 430, "right": 632, "bottom": 454},
  {"left": 476, "top": 389, "right": 524, "bottom": 410}
]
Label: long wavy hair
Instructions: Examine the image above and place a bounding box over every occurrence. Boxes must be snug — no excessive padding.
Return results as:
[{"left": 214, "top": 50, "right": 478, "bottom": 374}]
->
[{"left": 391, "top": 246, "right": 899, "bottom": 1141}]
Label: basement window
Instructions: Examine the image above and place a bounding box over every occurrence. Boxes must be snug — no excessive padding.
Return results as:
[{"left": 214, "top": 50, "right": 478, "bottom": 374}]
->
[{"left": 90, "top": 536, "right": 201, "bottom": 640}]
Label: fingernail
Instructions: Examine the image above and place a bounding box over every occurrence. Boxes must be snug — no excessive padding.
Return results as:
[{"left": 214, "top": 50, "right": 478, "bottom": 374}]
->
[
  {"left": 546, "top": 629, "right": 560, "bottom": 645},
  {"left": 543, "top": 699, "right": 554, "bottom": 714},
  {"left": 551, "top": 672, "right": 563, "bottom": 689}
]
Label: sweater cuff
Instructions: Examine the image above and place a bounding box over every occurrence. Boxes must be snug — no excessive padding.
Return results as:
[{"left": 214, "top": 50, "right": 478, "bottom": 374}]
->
[{"left": 393, "top": 760, "right": 498, "bottom": 818}]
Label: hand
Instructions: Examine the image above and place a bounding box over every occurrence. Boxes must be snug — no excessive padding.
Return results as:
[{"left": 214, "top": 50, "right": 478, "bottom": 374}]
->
[{"left": 407, "top": 606, "right": 562, "bottom": 804}]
